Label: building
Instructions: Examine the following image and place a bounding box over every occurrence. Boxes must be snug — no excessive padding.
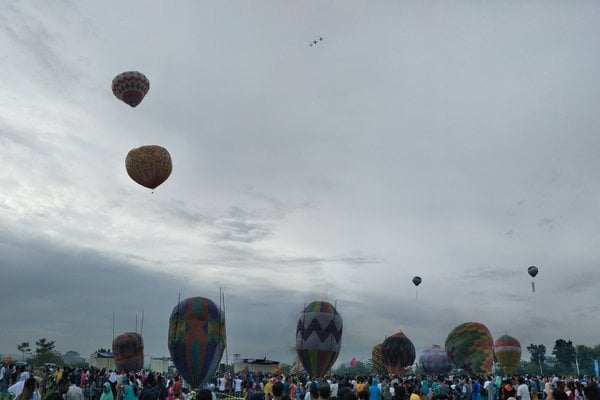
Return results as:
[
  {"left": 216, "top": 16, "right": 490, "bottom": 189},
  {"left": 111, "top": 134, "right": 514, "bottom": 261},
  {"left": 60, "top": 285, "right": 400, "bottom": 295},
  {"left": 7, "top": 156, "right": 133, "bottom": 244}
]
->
[
  {"left": 233, "top": 358, "right": 280, "bottom": 374},
  {"left": 89, "top": 351, "right": 116, "bottom": 370},
  {"left": 150, "top": 357, "right": 172, "bottom": 374}
]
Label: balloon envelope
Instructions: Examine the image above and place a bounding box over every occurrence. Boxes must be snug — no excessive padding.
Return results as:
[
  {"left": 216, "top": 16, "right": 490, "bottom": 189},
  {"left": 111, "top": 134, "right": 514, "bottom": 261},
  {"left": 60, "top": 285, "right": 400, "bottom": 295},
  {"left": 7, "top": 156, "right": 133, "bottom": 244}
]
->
[
  {"left": 168, "top": 297, "right": 226, "bottom": 388},
  {"left": 371, "top": 343, "right": 385, "bottom": 374},
  {"left": 528, "top": 266, "right": 539, "bottom": 277},
  {"left": 494, "top": 334, "right": 522, "bottom": 375},
  {"left": 112, "top": 332, "right": 144, "bottom": 372},
  {"left": 419, "top": 345, "right": 451, "bottom": 375},
  {"left": 112, "top": 71, "right": 150, "bottom": 107},
  {"left": 126, "top": 145, "right": 172, "bottom": 189},
  {"left": 296, "top": 301, "right": 343, "bottom": 378},
  {"left": 412, "top": 276, "right": 422, "bottom": 286},
  {"left": 445, "top": 322, "right": 494, "bottom": 374},
  {"left": 382, "top": 331, "right": 416, "bottom": 375}
]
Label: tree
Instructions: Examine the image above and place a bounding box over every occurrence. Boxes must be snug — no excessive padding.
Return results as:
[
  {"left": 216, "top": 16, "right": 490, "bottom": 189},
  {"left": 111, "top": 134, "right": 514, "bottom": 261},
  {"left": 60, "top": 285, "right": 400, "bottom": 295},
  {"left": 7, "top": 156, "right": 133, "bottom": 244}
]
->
[
  {"left": 35, "top": 338, "right": 56, "bottom": 355},
  {"left": 17, "top": 342, "right": 32, "bottom": 361},
  {"left": 527, "top": 343, "right": 546, "bottom": 373},
  {"left": 552, "top": 339, "right": 576, "bottom": 375}
]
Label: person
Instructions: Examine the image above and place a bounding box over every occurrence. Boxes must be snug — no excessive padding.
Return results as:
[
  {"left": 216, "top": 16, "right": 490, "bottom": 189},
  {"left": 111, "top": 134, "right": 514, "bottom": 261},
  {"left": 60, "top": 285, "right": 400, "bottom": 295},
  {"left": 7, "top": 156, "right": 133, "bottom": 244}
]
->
[
  {"left": 501, "top": 381, "right": 516, "bottom": 400},
  {"left": 16, "top": 378, "right": 40, "bottom": 400},
  {"left": 123, "top": 386, "right": 138, "bottom": 400},
  {"left": 516, "top": 378, "right": 530, "bottom": 400},
  {"left": 139, "top": 374, "right": 160, "bottom": 400},
  {"left": 370, "top": 378, "right": 381, "bottom": 400},
  {"left": 319, "top": 384, "right": 331, "bottom": 400},
  {"left": 100, "top": 383, "right": 115, "bottom": 400},
  {"left": 273, "top": 382, "right": 285, "bottom": 400},
  {"left": 410, "top": 386, "right": 421, "bottom": 400},
  {"left": 234, "top": 376, "right": 244, "bottom": 399},
  {"left": 66, "top": 376, "right": 85, "bottom": 400},
  {"left": 471, "top": 380, "right": 480, "bottom": 400},
  {"left": 197, "top": 390, "right": 213, "bottom": 400},
  {"left": 9, "top": 371, "right": 31, "bottom": 398},
  {"left": 46, "top": 378, "right": 72, "bottom": 400}
]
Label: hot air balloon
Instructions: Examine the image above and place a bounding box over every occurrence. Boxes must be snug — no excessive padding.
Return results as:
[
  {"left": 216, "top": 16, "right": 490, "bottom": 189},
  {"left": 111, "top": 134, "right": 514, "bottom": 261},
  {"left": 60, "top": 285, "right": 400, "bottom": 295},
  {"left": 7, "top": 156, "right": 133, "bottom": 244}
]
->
[
  {"left": 412, "top": 276, "right": 422, "bottom": 286},
  {"left": 419, "top": 345, "right": 451, "bottom": 375},
  {"left": 168, "top": 297, "right": 226, "bottom": 388},
  {"left": 349, "top": 357, "right": 357, "bottom": 368},
  {"left": 296, "top": 301, "right": 343, "bottom": 378},
  {"left": 494, "top": 334, "right": 521, "bottom": 375},
  {"left": 445, "top": 322, "right": 494, "bottom": 374},
  {"left": 528, "top": 266, "right": 539, "bottom": 292},
  {"left": 112, "top": 71, "right": 150, "bottom": 107},
  {"left": 371, "top": 343, "right": 386, "bottom": 374},
  {"left": 381, "top": 331, "right": 416, "bottom": 376},
  {"left": 125, "top": 145, "right": 172, "bottom": 190},
  {"left": 112, "top": 332, "right": 144, "bottom": 372}
]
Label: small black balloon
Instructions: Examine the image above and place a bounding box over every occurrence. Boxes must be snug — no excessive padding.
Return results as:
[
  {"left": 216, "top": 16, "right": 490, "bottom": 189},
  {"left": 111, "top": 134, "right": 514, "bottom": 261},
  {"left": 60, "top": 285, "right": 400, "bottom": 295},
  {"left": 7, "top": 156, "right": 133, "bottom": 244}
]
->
[
  {"left": 412, "top": 276, "right": 422, "bottom": 286},
  {"left": 528, "top": 266, "right": 539, "bottom": 277}
]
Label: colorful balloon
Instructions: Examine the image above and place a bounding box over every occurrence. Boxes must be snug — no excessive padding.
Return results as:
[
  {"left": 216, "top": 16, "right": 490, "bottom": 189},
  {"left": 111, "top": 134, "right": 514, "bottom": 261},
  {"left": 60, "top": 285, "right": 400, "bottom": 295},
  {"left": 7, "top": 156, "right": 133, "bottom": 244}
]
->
[
  {"left": 381, "top": 331, "right": 416, "bottom": 375},
  {"left": 371, "top": 343, "right": 386, "bottom": 374},
  {"left": 419, "top": 345, "right": 451, "bottom": 375},
  {"left": 445, "top": 322, "right": 494, "bottom": 374},
  {"left": 412, "top": 276, "right": 422, "bottom": 286},
  {"left": 528, "top": 266, "right": 539, "bottom": 277},
  {"left": 168, "top": 297, "right": 226, "bottom": 388},
  {"left": 494, "top": 334, "right": 522, "bottom": 375},
  {"left": 125, "top": 145, "right": 172, "bottom": 189},
  {"left": 112, "top": 71, "right": 150, "bottom": 107},
  {"left": 296, "top": 301, "right": 343, "bottom": 378},
  {"left": 112, "top": 332, "right": 144, "bottom": 372}
]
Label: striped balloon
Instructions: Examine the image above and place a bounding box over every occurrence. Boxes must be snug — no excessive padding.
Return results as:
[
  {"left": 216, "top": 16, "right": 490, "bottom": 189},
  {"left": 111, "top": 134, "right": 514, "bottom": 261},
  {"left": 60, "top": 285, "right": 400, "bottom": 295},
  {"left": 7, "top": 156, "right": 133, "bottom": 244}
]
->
[
  {"left": 112, "top": 332, "right": 144, "bottom": 372},
  {"left": 495, "top": 334, "right": 521, "bottom": 375},
  {"left": 382, "top": 331, "right": 416, "bottom": 375},
  {"left": 445, "top": 322, "right": 494, "bottom": 374},
  {"left": 419, "top": 345, "right": 451, "bottom": 374},
  {"left": 168, "top": 297, "right": 226, "bottom": 388},
  {"left": 296, "top": 301, "right": 343, "bottom": 378}
]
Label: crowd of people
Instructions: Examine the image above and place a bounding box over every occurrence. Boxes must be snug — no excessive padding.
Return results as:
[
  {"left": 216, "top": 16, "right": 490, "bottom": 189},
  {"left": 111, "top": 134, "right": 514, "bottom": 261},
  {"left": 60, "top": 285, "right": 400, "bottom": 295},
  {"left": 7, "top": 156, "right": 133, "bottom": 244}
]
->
[{"left": 2, "top": 362, "right": 600, "bottom": 400}]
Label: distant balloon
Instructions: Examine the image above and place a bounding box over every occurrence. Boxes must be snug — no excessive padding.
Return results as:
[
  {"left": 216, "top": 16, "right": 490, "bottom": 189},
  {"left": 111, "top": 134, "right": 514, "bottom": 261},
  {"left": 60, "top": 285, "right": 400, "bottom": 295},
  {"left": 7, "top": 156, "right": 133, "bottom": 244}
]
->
[
  {"left": 112, "top": 332, "right": 144, "bottom": 372},
  {"left": 168, "top": 297, "right": 226, "bottom": 388},
  {"left": 419, "top": 345, "right": 451, "bottom": 375},
  {"left": 412, "top": 276, "right": 422, "bottom": 287},
  {"left": 296, "top": 301, "right": 343, "bottom": 378},
  {"left": 125, "top": 145, "right": 172, "bottom": 189},
  {"left": 528, "top": 266, "right": 539, "bottom": 278},
  {"left": 381, "top": 331, "right": 416, "bottom": 376},
  {"left": 494, "top": 334, "right": 522, "bottom": 375},
  {"left": 112, "top": 71, "right": 150, "bottom": 107},
  {"left": 371, "top": 343, "right": 385, "bottom": 374},
  {"left": 445, "top": 322, "right": 494, "bottom": 374},
  {"left": 349, "top": 357, "right": 357, "bottom": 368}
]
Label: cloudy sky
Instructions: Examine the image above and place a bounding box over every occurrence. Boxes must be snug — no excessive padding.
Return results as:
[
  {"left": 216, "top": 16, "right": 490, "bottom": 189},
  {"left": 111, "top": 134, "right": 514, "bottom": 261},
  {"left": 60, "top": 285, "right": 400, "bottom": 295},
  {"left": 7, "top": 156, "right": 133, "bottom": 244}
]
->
[{"left": 1, "top": 1, "right": 600, "bottom": 369}]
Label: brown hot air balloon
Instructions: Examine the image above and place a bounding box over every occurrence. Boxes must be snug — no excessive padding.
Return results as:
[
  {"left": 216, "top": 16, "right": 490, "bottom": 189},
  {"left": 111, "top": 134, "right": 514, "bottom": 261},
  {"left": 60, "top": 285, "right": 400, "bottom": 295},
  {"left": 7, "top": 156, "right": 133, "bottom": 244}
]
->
[{"left": 125, "top": 145, "right": 172, "bottom": 189}]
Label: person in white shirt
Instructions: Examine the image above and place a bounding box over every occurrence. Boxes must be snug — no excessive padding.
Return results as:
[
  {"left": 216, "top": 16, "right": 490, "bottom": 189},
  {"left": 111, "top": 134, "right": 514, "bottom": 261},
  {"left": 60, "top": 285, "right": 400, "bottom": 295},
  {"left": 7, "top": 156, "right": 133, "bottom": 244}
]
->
[{"left": 517, "top": 377, "right": 531, "bottom": 400}]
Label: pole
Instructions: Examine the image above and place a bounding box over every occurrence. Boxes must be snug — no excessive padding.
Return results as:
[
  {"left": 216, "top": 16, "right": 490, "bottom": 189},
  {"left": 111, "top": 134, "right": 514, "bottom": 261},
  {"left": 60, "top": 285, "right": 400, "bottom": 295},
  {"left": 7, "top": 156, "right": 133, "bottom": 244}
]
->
[
  {"left": 141, "top": 311, "right": 144, "bottom": 336},
  {"left": 539, "top": 358, "right": 543, "bottom": 375},
  {"left": 113, "top": 312, "right": 115, "bottom": 340}
]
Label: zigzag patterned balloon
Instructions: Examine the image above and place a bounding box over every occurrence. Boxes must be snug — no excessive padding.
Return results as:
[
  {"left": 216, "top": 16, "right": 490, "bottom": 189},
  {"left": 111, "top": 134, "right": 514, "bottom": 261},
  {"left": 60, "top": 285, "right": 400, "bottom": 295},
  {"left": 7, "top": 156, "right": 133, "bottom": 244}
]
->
[{"left": 296, "top": 301, "right": 343, "bottom": 377}]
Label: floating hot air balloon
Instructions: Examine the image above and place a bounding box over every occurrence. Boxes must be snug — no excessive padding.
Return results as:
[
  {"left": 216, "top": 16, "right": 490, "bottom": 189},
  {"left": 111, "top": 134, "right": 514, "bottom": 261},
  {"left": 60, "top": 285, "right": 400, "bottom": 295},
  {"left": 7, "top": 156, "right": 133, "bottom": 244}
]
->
[
  {"left": 381, "top": 331, "right": 416, "bottom": 376},
  {"left": 495, "top": 334, "right": 521, "bottom": 375},
  {"left": 445, "top": 322, "right": 494, "bottom": 374},
  {"left": 112, "top": 332, "right": 144, "bottom": 372},
  {"left": 528, "top": 266, "right": 539, "bottom": 292},
  {"left": 296, "top": 301, "right": 343, "bottom": 378},
  {"left": 371, "top": 343, "right": 386, "bottom": 374},
  {"left": 168, "top": 297, "right": 226, "bottom": 388},
  {"left": 419, "top": 345, "right": 451, "bottom": 375},
  {"left": 112, "top": 71, "right": 150, "bottom": 107},
  {"left": 125, "top": 145, "right": 172, "bottom": 190},
  {"left": 412, "top": 276, "right": 422, "bottom": 286},
  {"left": 528, "top": 266, "right": 538, "bottom": 277}
]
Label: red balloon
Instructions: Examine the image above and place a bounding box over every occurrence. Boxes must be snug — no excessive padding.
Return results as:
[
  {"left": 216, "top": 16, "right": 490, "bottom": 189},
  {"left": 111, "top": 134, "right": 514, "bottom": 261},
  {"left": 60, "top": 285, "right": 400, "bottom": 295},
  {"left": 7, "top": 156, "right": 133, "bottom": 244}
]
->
[{"left": 125, "top": 145, "right": 172, "bottom": 189}]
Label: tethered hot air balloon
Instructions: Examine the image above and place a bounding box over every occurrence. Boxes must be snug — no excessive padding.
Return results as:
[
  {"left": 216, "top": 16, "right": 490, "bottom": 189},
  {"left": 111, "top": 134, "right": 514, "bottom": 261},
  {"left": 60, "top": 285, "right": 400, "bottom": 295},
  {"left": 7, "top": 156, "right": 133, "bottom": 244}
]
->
[
  {"left": 528, "top": 266, "right": 539, "bottom": 292},
  {"left": 495, "top": 334, "right": 522, "bottom": 375},
  {"left": 381, "top": 331, "right": 416, "bottom": 376},
  {"left": 445, "top": 322, "right": 494, "bottom": 374},
  {"left": 112, "top": 71, "right": 150, "bottom": 107}
]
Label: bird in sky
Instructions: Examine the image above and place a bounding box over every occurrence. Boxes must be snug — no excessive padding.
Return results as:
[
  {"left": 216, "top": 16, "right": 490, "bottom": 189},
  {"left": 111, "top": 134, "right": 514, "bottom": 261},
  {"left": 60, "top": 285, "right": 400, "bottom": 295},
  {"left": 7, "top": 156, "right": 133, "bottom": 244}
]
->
[{"left": 309, "top": 37, "right": 324, "bottom": 47}]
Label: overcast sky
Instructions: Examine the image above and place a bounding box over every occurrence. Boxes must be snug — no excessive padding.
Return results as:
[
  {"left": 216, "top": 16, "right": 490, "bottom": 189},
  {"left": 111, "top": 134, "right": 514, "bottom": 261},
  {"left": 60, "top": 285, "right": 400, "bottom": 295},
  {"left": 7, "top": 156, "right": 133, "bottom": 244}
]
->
[{"left": 1, "top": 1, "right": 600, "bottom": 369}]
